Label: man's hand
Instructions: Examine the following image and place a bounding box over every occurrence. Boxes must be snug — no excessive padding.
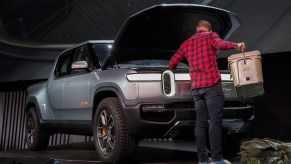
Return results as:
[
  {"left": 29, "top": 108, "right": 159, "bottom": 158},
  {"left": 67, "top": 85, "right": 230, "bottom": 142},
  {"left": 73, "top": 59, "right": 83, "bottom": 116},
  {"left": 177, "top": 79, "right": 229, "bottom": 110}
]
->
[{"left": 236, "top": 42, "right": 246, "bottom": 52}]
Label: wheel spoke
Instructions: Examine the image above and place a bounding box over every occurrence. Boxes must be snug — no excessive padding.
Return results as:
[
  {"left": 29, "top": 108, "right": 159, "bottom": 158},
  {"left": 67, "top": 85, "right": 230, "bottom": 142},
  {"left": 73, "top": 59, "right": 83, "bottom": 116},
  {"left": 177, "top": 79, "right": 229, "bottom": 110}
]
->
[
  {"left": 101, "top": 137, "right": 110, "bottom": 153},
  {"left": 104, "top": 111, "right": 111, "bottom": 125},
  {"left": 108, "top": 115, "right": 114, "bottom": 128},
  {"left": 31, "top": 134, "right": 34, "bottom": 143},
  {"left": 107, "top": 114, "right": 112, "bottom": 124},
  {"left": 28, "top": 133, "right": 32, "bottom": 139},
  {"left": 102, "top": 137, "right": 108, "bottom": 152},
  {"left": 100, "top": 111, "right": 107, "bottom": 126},
  {"left": 97, "top": 134, "right": 106, "bottom": 138},
  {"left": 28, "top": 130, "right": 34, "bottom": 143},
  {"left": 109, "top": 134, "right": 115, "bottom": 143},
  {"left": 108, "top": 134, "right": 115, "bottom": 148},
  {"left": 108, "top": 141, "right": 114, "bottom": 150},
  {"left": 27, "top": 115, "right": 34, "bottom": 129},
  {"left": 106, "top": 139, "right": 110, "bottom": 153},
  {"left": 27, "top": 122, "right": 33, "bottom": 129}
]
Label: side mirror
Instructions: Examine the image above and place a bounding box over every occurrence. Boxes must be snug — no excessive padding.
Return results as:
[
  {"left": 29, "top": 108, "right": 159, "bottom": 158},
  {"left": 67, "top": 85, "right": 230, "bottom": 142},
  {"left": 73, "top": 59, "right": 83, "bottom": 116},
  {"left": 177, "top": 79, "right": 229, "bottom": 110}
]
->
[{"left": 71, "top": 61, "right": 89, "bottom": 70}]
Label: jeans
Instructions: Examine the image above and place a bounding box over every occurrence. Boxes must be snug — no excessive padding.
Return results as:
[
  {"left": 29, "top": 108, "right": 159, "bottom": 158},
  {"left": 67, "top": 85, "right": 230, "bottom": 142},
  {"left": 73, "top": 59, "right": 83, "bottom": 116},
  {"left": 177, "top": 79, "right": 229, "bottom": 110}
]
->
[{"left": 192, "top": 81, "right": 224, "bottom": 162}]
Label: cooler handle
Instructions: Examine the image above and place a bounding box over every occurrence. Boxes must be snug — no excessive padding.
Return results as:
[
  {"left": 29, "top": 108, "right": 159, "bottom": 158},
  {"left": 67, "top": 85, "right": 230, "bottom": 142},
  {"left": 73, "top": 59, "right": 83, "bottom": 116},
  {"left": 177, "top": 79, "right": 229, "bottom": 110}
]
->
[{"left": 241, "top": 43, "right": 246, "bottom": 64}]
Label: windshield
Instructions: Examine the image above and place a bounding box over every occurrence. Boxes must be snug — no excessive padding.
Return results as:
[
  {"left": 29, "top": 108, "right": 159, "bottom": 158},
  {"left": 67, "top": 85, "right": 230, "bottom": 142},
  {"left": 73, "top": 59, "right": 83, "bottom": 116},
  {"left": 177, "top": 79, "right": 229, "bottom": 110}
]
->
[
  {"left": 92, "top": 43, "right": 112, "bottom": 65},
  {"left": 119, "top": 60, "right": 188, "bottom": 69}
]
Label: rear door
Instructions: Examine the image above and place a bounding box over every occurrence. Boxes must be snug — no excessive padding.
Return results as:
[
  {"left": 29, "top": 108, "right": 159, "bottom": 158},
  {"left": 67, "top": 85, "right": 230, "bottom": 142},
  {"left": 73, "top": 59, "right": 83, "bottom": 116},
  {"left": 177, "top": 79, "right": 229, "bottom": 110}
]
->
[{"left": 48, "top": 51, "right": 73, "bottom": 110}]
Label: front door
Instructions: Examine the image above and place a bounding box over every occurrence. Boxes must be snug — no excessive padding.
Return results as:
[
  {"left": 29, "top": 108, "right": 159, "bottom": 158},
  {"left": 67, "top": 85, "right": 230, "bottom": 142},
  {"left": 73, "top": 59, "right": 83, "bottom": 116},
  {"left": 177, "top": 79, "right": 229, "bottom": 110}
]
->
[{"left": 62, "top": 45, "right": 97, "bottom": 120}]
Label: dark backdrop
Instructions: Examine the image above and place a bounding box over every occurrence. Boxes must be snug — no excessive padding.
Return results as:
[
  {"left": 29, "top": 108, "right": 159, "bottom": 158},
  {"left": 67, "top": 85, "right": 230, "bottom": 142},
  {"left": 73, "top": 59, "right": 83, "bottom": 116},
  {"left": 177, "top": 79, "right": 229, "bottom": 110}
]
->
[
  {"left": 0, "top": 0, "right": 291, "bottom": 141},
  {"left": 1, "top": 0, "right": 291, "bottom": 82},
  {"left": 252, "top": 52, "right": 291, "bottom": 140},
  {"left": 2, "top": 0, "right": 291, "bottom": 54}
]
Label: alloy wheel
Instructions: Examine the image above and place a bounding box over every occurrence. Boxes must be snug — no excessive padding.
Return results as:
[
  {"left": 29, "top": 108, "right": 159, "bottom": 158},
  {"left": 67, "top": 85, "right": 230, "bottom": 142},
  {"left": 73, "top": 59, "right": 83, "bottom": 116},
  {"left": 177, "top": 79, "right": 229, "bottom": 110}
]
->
[
  {"left": 97, "top": 110, "right": 115, "bottom": 155},
  {"left": 27, "top": 113, "right": 35, "bottom": 144}
]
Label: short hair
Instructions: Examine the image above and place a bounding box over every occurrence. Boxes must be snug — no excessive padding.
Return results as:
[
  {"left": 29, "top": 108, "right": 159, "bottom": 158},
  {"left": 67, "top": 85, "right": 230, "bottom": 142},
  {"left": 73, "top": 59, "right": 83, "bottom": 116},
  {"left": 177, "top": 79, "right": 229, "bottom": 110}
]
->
[{"left": 197, "top": 20, "right": 211, "bottom": 30}]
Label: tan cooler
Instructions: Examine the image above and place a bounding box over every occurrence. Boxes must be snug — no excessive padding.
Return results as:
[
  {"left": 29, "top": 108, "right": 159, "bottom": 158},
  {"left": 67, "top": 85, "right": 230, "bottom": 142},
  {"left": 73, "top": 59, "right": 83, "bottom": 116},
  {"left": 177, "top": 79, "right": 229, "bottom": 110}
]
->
[{"left": 228, "top": 50, "right": 264, "bottom": 98}]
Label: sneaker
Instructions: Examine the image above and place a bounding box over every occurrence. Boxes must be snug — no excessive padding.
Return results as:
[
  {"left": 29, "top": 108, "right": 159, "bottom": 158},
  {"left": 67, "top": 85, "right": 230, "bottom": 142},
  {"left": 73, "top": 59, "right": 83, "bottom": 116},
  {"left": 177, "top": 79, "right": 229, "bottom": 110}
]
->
[
  {"left": 210, "top": 159, "right": 231, "bottom": 164},
  {"left": 198, "top": 159, "right": 212, "bottom": 164}
]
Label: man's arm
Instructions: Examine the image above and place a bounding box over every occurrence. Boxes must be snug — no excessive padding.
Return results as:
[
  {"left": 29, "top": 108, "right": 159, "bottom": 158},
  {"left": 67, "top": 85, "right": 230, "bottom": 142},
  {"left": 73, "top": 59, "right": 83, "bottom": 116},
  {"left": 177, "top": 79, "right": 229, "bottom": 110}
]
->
[
  {"left": 210, "top": 32, "right": 237, "bottom": 50},
  {"left": 169, "top": 43, "right": 186, "bottom": 70}
]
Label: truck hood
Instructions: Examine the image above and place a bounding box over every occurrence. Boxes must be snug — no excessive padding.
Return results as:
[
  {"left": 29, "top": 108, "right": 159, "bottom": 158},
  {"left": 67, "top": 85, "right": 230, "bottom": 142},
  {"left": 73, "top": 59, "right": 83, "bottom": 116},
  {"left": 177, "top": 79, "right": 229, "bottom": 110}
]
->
[{"left": 103, "top": 4, "right": 240, "bottom": 68}]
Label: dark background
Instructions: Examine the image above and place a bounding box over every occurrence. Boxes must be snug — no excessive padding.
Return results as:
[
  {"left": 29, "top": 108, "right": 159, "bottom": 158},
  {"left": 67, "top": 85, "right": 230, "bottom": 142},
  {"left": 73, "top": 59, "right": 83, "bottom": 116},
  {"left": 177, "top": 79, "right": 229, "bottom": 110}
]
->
[
  {"left": 0, "top": 0, "right": 291, "bottom": 142},
  {"left": 1, "top": 0, "right": 291, "bottom": 82}
]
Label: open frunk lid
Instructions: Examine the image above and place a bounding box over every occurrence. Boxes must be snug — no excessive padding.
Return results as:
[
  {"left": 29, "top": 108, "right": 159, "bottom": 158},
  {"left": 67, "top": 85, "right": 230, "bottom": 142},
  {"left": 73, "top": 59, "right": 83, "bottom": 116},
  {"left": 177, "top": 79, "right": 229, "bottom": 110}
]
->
[{"left": 103, "top": 4, "right": 240, "bottom": 66}]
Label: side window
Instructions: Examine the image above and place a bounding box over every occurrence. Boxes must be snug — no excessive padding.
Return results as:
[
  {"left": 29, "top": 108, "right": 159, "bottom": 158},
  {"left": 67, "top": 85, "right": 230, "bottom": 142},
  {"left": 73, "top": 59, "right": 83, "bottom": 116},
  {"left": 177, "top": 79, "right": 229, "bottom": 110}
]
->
[
  {"left": 55, "top": 51, "right": 72, "bottom": 78},
  {"left": 72, "top": 46, "right": 95, "bottom": 73}
]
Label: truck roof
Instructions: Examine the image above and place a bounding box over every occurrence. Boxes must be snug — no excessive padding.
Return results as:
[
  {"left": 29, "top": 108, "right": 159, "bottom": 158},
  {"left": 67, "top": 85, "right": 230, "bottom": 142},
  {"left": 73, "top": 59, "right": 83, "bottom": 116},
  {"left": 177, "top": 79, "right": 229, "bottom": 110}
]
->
[{"left": 61, "top": 40, "right": 114, "bottom": 54}]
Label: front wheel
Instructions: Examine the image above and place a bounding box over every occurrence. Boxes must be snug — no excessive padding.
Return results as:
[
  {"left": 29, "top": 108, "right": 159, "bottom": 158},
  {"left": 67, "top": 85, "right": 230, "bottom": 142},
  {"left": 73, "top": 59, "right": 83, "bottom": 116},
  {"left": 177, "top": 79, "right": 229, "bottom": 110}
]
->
[
  {"left": 25, "top": 107, "right": 50, "bottom": 150},
  {"left": 93, "top": 97, "right": 138, "bottom": 163}
]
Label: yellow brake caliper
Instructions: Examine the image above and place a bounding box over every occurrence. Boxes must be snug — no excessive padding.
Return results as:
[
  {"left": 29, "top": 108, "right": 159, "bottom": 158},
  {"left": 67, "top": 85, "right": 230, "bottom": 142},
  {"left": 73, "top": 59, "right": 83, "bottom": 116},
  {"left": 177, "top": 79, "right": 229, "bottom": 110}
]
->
[{"left": 101, "top": 129, "right": 106, "bottom": 135}]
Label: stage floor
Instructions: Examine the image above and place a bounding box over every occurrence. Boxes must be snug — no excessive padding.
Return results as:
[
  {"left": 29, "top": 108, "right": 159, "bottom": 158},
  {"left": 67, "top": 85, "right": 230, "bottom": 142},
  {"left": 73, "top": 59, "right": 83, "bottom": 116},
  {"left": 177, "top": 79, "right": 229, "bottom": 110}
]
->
[{"left": 0, "top": 140, "right": 240, "bottom": 163}]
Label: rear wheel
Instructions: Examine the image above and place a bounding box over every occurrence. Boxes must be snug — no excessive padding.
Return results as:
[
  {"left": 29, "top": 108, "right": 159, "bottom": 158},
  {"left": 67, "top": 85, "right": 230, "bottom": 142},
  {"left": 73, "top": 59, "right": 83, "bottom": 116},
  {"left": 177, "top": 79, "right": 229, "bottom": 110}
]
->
[
  {"left": 25, "top": 107, "right": 50, "bottom": 150},
  {"left": 93, "top": 97, "right": 138, "bottom": 163}
]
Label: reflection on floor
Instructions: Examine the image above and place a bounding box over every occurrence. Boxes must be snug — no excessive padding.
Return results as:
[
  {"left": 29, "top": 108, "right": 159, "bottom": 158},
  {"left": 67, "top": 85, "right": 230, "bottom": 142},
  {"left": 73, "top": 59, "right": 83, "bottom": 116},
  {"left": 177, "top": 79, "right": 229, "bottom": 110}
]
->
[{"left": 0, "top": 140, "right": 240, "bottom": 164}]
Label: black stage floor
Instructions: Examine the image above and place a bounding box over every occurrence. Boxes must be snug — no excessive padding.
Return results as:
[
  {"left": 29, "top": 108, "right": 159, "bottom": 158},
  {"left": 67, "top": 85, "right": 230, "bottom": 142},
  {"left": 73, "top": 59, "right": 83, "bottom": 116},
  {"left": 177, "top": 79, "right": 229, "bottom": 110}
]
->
[{"left": 0, "top": 140, "right": 240, "bottom": 164}]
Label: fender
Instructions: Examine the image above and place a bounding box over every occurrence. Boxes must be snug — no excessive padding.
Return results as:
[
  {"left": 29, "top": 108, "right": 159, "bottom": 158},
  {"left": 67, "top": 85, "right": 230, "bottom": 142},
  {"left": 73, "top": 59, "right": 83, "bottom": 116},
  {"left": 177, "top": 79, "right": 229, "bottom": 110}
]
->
[
  {"left": 26, "top": 97, "right": 43, "bottom": 123},
  {"left": 93, "top": 86, "right": 126, "bottom": 109}
]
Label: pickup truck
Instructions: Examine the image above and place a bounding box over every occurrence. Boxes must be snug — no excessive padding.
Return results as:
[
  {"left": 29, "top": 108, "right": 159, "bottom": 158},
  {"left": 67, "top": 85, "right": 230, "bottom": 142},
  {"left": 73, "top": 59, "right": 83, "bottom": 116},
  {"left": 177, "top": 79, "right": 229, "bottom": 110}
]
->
[{"left": 25, "top": 4, "right": 254, "bottom": 163}]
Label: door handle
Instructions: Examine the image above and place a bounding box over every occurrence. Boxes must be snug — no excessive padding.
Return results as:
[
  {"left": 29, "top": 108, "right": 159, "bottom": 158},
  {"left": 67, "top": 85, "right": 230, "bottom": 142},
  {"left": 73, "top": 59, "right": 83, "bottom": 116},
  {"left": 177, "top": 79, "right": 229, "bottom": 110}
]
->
[{"left": 65, "top": 81, "right": 71, "bottom": 85}]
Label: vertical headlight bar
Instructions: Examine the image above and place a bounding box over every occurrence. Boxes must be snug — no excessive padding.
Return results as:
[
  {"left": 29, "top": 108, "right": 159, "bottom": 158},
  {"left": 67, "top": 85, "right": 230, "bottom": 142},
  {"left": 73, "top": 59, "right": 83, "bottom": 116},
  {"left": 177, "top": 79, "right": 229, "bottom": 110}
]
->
[{"left": 162, "top": 70, "right": 176, "bottom": 96}]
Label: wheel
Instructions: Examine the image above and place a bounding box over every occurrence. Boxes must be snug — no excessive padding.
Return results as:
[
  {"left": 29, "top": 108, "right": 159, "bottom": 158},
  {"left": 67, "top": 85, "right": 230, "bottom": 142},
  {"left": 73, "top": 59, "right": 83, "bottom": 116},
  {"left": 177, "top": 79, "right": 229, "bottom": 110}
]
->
[
  {"left": 93, "top": 97, "right": 138, "bottom": 163},
  {"left": 25, "top": 107, "right": 50, "bottom": 150}
]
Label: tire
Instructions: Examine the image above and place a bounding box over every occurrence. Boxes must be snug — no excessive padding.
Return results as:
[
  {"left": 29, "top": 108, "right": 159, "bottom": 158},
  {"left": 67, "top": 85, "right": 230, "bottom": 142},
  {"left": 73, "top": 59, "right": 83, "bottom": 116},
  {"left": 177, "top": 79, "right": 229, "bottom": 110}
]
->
[
  {"left": 93, "top": 97, "right": 138, "bottom": 163},
  {"left": 25, "top": 107, "right": 50, "bottom": 150}
]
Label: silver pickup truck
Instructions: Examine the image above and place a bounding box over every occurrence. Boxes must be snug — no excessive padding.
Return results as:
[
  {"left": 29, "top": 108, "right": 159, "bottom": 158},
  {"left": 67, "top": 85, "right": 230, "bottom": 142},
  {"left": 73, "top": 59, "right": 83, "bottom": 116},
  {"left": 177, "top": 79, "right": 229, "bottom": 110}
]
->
[{"left": 25, "top": 4, "right": 254, "bottom": 163}]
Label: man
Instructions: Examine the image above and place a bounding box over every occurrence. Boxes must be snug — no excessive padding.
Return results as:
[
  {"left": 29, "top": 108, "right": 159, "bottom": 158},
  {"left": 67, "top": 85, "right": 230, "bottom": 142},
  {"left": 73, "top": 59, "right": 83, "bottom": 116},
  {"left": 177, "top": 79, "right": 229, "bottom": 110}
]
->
[{"left": 169, "top": 20, "right": 245, "bottom": 164}]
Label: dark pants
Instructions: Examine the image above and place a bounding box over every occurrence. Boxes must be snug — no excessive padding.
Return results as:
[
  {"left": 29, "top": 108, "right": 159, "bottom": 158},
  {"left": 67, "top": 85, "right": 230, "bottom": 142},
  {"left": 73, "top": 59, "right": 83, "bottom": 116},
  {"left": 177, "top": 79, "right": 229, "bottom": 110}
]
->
[{"left": 192, "top": 81, "right": 224, "bottom": 162}]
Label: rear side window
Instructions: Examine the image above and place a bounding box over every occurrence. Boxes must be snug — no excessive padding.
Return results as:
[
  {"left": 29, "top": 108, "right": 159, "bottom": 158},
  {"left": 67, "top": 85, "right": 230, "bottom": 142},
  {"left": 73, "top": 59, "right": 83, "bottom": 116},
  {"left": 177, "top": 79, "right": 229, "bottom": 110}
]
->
[{"left": 54, "top": 51, "right": 73, "bottom": 78}]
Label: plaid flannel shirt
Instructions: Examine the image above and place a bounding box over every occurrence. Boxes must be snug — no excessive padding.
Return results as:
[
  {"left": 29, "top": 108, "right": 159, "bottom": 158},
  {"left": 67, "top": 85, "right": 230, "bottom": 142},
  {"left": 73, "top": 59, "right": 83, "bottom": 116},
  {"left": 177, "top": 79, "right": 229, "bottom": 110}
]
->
[{"left": 169, "top": 30, "right": 237, "bottom": 89}]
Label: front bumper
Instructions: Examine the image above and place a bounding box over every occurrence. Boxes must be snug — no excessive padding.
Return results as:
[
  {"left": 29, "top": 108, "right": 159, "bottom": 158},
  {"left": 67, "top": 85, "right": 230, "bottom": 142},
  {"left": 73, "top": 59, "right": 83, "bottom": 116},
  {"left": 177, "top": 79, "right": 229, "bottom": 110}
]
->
[{"left": 124, "top": 102, "right": 254, "bottom": 138}]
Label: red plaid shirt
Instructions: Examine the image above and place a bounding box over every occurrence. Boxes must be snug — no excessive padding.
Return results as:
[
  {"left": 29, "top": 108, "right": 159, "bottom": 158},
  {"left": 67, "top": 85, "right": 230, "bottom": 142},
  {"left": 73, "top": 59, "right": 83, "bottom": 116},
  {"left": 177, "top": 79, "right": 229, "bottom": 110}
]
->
[{"left": 169, "top": 30, "right": 237, "bottom": 89}]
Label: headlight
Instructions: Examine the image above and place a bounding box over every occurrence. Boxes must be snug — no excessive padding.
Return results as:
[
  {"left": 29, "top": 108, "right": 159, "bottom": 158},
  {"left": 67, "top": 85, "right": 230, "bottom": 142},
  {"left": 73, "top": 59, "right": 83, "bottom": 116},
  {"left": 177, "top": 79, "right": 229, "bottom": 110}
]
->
[
  {"left": 126, "top": 74, "right": 161, "bottom": 81},
  {"left": 162, "top": 70, "right": 176, "bottom": 96}
]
